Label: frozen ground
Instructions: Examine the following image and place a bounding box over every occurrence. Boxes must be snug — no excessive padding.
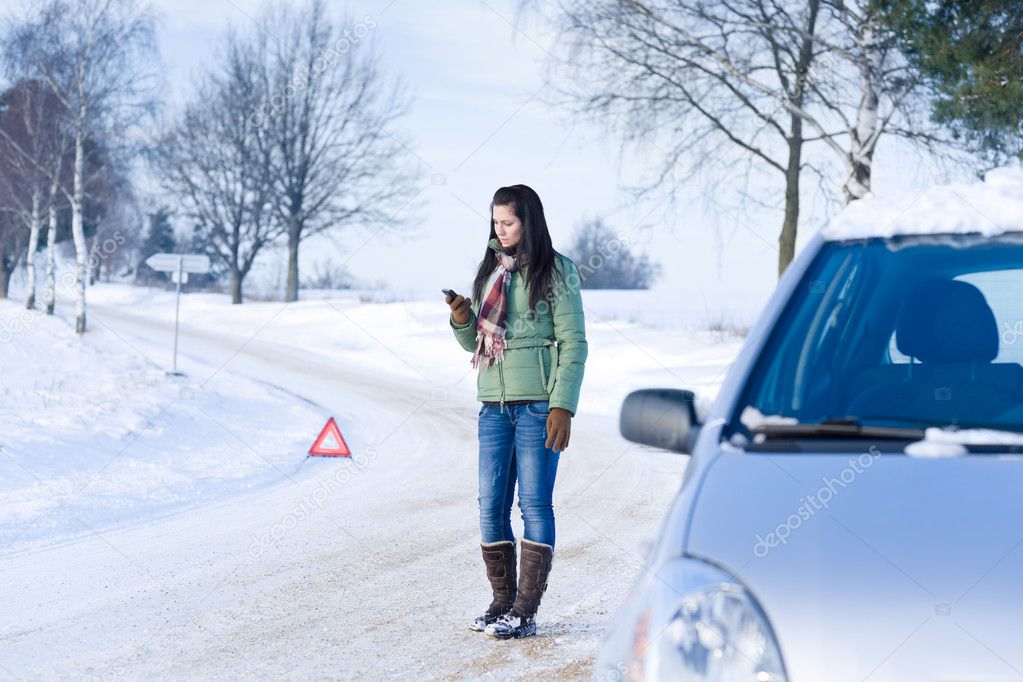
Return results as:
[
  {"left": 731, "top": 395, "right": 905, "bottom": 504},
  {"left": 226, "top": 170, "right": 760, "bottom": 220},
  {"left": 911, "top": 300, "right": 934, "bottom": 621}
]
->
[{"left": 0, "top": 279, "right": 746, "bottom": 680}]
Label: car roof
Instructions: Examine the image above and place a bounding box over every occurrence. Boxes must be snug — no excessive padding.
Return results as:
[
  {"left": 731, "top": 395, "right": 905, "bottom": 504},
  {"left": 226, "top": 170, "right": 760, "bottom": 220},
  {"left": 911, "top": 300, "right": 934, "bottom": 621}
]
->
[{"left": 820, "top": 166, "right": 1023, "bottom": 243}]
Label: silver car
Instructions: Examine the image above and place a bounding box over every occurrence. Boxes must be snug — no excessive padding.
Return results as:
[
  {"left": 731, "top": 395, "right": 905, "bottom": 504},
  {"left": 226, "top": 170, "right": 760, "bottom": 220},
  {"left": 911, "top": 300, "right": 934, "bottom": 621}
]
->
[{"left": 594, "top": 228, "right": 1023, "bottom": 681}]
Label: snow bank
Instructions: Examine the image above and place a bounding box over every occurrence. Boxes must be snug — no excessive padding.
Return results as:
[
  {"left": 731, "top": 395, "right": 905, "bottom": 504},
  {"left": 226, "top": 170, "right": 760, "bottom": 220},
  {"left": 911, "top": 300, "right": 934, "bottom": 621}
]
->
[
  {"left": 0, "top": 299, "right": 325, "bottom": 552},
  {"left": 822, "top": 166, "right": 1023, "bottom": 240}
]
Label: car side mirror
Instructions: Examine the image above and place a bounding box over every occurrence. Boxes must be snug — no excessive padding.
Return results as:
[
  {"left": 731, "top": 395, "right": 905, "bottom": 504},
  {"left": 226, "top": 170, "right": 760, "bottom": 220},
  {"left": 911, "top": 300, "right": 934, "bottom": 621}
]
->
[{"left": 619, "top": 388, "right": 700, "bottom": 454}]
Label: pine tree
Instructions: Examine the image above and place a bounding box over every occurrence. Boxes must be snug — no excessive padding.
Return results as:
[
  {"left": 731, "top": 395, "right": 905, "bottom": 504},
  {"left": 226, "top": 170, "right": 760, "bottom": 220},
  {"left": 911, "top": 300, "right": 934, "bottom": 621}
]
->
[
  {"left": 877, "top": 0, "right": 1023, "bottom": 161},
  {"left": 137, "top": 208, "right": 175, "bottom": 284}
]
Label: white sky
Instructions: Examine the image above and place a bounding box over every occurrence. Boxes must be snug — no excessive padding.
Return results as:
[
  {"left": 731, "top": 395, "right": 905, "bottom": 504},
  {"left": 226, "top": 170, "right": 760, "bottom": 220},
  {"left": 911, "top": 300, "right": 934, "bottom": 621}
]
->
[{"left": 6, "top": 0, "right": 977, "bottom": 317}]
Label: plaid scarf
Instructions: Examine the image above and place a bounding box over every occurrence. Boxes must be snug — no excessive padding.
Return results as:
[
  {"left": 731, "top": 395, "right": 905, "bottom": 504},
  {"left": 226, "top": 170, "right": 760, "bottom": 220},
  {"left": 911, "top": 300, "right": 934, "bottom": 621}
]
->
[{"left": 471, "top": 238, "right": 530, "bottom": 369}]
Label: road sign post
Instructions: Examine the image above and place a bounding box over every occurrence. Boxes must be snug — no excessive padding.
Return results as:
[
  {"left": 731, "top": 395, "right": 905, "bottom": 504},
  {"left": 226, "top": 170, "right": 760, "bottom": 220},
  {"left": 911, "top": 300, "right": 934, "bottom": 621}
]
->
[
  {"left": 144, "top": 253, "right": 211, "bottom": 376},
  {"left": 173, "top": 257, "right": 182, "bottom": 373}
]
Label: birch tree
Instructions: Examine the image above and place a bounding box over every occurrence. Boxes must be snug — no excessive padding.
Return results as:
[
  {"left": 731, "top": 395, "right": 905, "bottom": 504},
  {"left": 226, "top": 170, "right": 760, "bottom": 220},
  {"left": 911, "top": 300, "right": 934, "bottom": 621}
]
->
[
  {"left": 7, "top": 0, "right": 156, "bottom": 332},
  {"left": 812, "top": 1, "right": 940, "bottom": 202},
  {"left": 0, "top": 79, "right": 65, "bottom": 305}
]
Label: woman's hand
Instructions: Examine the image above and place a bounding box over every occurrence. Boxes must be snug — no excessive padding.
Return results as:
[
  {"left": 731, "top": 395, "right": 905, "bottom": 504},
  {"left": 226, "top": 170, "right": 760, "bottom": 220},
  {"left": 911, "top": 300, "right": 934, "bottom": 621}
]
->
[
  {"left": 446, "top": 292, "right": 470, "bottom": 325},
  {"left": 545, "top": 407, "right": 572, "bottom": 452}
]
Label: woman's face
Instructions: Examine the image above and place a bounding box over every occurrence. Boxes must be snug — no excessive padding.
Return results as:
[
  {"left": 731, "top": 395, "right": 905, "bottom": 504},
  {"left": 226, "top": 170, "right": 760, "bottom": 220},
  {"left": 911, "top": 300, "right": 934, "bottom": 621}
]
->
[{"left": 492, "top": 203, "right": 522, "bottom": 249}]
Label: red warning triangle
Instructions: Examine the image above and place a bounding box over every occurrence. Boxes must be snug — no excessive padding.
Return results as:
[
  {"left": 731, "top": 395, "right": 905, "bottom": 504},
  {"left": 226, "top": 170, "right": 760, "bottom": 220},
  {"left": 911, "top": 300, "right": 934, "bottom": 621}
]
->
[{"left": 309, "top": 416, "right": 351, "bottom": 457}]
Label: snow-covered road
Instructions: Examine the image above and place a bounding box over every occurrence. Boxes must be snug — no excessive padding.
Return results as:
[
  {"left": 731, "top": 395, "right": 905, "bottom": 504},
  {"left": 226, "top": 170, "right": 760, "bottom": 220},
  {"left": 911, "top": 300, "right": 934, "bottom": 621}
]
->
[{"left": 2, "top": 298, "right": 695, "bottom": 680}]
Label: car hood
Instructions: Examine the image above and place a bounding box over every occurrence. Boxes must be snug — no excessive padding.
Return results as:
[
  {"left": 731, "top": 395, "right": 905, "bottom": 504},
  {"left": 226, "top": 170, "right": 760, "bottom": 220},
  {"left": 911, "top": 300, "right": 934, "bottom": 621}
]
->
[{"left": 685, "top": 450, "right": 1023, "bottom": 682}]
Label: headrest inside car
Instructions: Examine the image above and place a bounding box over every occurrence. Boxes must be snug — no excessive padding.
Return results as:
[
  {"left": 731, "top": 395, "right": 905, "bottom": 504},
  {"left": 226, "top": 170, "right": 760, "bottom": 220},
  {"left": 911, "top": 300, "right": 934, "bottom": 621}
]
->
[{"left": 896, "top": 278, "right": 998, "bottom": 363}]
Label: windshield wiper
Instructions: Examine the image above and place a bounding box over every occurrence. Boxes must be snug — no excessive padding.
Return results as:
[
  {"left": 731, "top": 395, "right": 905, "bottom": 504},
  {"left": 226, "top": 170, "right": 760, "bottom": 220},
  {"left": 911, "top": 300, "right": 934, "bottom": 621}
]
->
[{"left": 752, "top": 417, "right": 926, "bottom": 441}]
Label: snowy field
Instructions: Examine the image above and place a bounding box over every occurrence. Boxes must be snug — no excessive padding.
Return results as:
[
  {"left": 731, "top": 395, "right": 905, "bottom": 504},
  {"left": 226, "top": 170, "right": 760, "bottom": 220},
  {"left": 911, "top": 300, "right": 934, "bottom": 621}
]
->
[{"left": 0, "top": 278, "right": 751, "bottom": 680}]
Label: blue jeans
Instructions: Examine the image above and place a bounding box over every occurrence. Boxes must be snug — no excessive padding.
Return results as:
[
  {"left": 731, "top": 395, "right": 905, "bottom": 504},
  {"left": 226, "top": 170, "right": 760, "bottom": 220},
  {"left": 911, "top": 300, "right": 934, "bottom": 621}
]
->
[{"left": 477, "top": 400, "right": 561, "bottom": 548}]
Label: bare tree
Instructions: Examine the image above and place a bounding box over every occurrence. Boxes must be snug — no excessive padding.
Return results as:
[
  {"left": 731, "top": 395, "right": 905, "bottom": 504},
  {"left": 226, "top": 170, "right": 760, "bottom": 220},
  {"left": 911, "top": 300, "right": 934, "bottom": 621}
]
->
[
  {"left": 252, "top": 0, "right": 418, "bottom": 302},
  {"left": 522, "top": 0, "right": 953, "bottom": 274},
  {"left": 5, "top": 0, "right": 156, "bottom": 332},
  {"left": 152, "top": 30, "right": 281, "bottom": 304},
  {"left": 0, "top": 80, "right": 45, "bottom": 302},
  {"left": 41, "top": 141, "right": 70, "bottom": 314},
  {"left": 0, "top": 197, "right": 27, "bottom": 298},
  {"left": 0, "top": 78, "right": 70, "bottom": 309}
]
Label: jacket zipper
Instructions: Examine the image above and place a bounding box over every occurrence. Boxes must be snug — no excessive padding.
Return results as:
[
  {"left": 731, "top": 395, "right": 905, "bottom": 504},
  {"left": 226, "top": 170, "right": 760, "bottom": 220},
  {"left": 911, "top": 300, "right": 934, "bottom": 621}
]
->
[{"left": 498, "top": 360, "right": 506, "bottom": 413}]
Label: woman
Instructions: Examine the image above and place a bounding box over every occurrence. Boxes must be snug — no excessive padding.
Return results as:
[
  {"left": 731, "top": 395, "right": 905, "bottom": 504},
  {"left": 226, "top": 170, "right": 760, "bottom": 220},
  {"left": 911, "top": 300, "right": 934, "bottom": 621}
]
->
[{"left": 446, "top": 184, "right": 587, "bottom": 639}]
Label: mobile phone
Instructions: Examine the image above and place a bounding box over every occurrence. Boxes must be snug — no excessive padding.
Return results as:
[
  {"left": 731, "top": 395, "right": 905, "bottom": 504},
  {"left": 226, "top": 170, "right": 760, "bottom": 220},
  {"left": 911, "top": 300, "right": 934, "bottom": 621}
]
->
[{"left": 442, "top": 288, "right": 458, "bottom": 299}]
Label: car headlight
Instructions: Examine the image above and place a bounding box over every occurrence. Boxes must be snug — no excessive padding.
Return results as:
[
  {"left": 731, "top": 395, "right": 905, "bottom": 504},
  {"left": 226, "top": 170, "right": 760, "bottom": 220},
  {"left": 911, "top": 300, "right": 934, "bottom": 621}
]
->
[{"left": 595, "top": 557, "right": 787, "bottom": 682}]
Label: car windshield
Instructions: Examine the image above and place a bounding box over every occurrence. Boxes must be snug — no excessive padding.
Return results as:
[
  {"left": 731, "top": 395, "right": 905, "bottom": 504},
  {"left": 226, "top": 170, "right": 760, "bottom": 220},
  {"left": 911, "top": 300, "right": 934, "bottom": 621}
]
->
[{"left": 731, "top": 233, "right": 1023, "bottom": 438}]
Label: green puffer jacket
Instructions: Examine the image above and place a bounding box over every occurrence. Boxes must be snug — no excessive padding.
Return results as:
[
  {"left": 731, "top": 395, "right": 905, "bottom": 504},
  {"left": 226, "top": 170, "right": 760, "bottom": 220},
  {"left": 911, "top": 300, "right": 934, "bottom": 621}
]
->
[{"left": 450, "top": 238, "right": 588, "bottom": 416}]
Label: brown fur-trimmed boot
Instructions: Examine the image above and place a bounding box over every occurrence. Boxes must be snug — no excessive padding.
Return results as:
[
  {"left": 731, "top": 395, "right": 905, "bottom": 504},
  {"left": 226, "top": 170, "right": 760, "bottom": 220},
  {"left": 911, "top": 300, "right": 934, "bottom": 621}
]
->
[
  {"left": 484, "top": 538, "right": 553, "bottom": 639},
  {"left": 470, "top": 540, "right": 517, "bottom": 631}
]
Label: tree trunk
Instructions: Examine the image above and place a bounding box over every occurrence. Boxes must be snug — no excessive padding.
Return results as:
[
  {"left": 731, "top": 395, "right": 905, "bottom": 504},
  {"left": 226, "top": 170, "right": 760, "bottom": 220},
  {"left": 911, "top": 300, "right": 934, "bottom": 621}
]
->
[
  {"left": 285, "top": 218, "right": 300, "bottom": 302},
  {"left": 843, "top": 14, "right": 882, "bottom": 203},
  {"left": 777, "top": 0, "right": 817, "bottom": 275},
  {"left": 230, "top": 262, "right": 243, "bottom": 304},
  {"left": 87, "top": 234, "right": 100, "bottom": 285},
  {"left": 26, "top": 189, "right": 41, "bottom": 310},
  {"left": 45, "top": 187, "right": 58, "bottom": 315},
  {"left": 0, "top": 259, "right": 10, "bottom": 299},
  {"left": 87, "top": 236, "right": 95, "bottom": 286},
  {"left": 778, "top": 113, "right": 804, "bottom": 275},
  {"left": 71, "top": 124, "right": 88, "bottom": 333}
]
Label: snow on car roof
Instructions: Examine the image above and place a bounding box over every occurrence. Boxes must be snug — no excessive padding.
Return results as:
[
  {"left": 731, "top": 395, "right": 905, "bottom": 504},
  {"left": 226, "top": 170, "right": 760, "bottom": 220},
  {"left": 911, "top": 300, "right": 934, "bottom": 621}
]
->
[{"left": 821, "top": 166, "right": 1023, "bottom": 241}]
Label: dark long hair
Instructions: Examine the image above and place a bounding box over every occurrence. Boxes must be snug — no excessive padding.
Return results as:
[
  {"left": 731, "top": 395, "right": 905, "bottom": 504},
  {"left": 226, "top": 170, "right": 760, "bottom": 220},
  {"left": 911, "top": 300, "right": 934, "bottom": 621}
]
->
[{"left": 472, "top": 184, "right": 561, "bottom": 319}]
